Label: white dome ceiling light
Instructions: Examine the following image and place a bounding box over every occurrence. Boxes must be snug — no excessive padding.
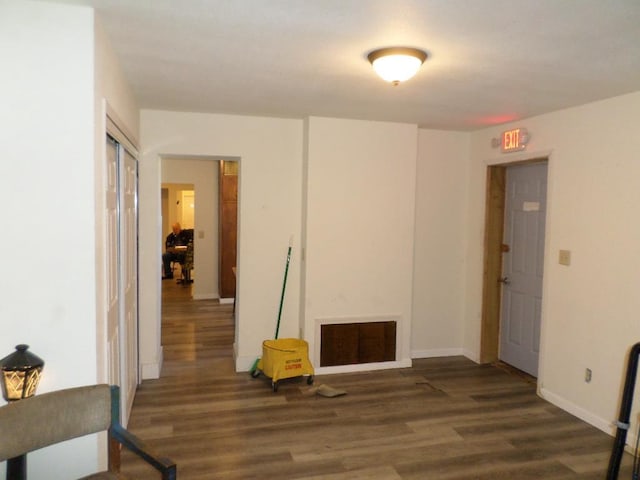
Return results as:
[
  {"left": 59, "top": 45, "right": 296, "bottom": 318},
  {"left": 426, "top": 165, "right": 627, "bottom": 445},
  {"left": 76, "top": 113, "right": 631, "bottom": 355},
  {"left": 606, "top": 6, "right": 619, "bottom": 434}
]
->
[{"left": 367, "top": 47, "right": 428, "bottom": 86}]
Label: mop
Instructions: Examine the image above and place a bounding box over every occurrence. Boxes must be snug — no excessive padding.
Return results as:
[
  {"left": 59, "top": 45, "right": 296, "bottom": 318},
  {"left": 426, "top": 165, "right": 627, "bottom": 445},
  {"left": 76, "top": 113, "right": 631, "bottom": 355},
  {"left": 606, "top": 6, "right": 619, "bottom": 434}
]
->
[{"left": 249, "top": 235, "right": 293, "bottom": 376}]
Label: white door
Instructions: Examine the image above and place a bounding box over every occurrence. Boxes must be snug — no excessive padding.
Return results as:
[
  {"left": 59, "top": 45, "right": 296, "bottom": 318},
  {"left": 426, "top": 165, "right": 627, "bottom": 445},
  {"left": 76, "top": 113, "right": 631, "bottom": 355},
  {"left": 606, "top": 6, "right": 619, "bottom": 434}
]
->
[
  {"left": 499, "top": 162, "right": 547, "bottom": 376},
  {"left": 120, "top": 149, "right": 138, "bottom": 422},
  {"left": 106, "top": 133, "right": 139, "bottom": 424},
  {"left": 106, "top": 136, "right": 121, "bottom": 392}
]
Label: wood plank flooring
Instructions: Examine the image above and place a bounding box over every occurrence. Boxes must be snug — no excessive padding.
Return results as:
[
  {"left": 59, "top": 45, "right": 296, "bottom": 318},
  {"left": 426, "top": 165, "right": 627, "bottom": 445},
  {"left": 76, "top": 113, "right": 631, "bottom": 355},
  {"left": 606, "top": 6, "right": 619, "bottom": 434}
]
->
[{"left": 121, "top": 280, "right": 632, "bottom": 479}]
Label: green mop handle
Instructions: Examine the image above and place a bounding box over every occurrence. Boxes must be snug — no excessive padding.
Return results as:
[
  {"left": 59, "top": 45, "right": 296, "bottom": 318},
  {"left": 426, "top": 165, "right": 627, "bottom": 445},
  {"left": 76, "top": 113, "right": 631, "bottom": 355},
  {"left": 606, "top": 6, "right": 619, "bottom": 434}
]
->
[{"left": 275, "top": 237, "right": 293, "bottom": 339}]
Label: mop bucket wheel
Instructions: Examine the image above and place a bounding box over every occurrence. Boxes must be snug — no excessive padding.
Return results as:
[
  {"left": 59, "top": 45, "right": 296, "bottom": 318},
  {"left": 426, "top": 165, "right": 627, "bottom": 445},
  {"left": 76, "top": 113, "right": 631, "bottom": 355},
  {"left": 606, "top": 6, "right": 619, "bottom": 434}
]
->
[{"left": 259, "top": 338, "right": 314, "bottom": 387}]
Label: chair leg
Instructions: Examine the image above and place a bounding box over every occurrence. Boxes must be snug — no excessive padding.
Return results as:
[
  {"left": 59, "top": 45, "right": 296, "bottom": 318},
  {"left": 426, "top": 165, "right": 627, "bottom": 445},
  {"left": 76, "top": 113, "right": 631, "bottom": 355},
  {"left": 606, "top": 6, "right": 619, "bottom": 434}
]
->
[
  {"left": 7, "top": 455, "right": 27, "bottom": 480},
  {"left": 108, "top": 434, "right": 121, "bottom": 472}
]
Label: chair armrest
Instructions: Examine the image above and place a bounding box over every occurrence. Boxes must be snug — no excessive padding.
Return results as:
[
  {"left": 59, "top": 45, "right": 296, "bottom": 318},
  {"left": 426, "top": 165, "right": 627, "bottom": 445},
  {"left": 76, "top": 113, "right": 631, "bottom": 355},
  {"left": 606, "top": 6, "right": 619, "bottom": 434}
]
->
[{"left": 110, "top": 425, "right": 177, "bottom": 480}]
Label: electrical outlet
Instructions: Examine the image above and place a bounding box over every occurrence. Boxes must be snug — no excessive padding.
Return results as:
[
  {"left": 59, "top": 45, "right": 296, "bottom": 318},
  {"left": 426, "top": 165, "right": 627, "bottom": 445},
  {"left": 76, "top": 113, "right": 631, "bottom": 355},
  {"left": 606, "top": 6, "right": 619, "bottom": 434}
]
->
[
  {"left": 585, "top": 368, "right": 592, "bottom": 383},
  {"left": 559, "top": 249, "right": 571, "bottom": 266}
]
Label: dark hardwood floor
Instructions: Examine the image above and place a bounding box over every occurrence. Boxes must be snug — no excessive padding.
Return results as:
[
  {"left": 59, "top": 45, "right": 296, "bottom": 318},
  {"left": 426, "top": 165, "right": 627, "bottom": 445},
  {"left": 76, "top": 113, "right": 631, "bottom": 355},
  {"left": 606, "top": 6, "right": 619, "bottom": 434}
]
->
[{"left": 121, "top": 279, "right": 632, "bottom": 479}]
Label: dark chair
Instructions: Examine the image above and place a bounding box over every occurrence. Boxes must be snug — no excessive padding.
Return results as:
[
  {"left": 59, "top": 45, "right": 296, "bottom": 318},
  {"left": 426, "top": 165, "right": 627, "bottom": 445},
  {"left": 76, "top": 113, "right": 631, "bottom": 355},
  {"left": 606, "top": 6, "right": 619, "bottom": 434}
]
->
[
  {"left": 0, "top": 384, "right": 176, "bottom": 479},
  {"left": 178, "top": 240, "right": 194, "bottom": 285}
]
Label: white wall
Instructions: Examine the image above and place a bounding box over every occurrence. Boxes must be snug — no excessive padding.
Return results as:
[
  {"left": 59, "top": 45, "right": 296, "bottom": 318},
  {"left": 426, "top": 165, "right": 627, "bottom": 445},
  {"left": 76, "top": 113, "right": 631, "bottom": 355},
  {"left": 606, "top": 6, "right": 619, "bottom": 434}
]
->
[
  {"left": 94, "top": 19, "right": 140, "bottom": 142},
  {"left": 94, "top": 7, "right": 140, "bottom": 468},
  {"left": 162, "top": 183, "right": 196, "bottom": 232},
  {"left": 139, "top": 110, "right": 304, "bottom": 375},
  {"left": 412, "top": 129, "right": 470, "bottom": 358},
  {"left": 0, "top": 1, "right": 104, "bottom": 477},
  {"left": 303, "top": 117, "right": 418, "bottom": 371},
  {"left": 464, "top": 91, "right": 640, "bottom": 443},
  {"left": 94, "top": 8, "right": 140, "bottom": 385},
  {"left": 161, "top": 158, "right": 219, "bottom": 299}
]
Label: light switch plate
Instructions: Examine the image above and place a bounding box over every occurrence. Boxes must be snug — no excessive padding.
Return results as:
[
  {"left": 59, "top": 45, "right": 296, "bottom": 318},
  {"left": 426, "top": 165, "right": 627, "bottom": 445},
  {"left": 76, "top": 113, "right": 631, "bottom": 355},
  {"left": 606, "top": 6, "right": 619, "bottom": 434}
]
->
[{"left": 559, "top": 249, "right": 571, "bottom": 266}]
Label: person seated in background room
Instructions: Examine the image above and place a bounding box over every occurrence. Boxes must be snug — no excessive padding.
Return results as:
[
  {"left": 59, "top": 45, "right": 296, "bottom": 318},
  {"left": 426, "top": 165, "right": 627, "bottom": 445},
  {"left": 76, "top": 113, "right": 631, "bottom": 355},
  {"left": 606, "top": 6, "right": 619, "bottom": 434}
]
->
[{"left": 162, "top": 222, "right": 191, "bottom": 279}]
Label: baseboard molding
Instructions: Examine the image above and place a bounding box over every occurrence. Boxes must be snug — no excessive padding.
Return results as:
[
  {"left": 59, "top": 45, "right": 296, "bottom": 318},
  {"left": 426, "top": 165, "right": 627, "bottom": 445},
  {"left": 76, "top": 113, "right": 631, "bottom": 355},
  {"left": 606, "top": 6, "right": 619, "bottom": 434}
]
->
[
  {"left": 236, "top": 353, "right": 259, "bottom": 372},
  {"left": 315, "top": 359, "right": 412, "bottom": 376},
  {"left": 219, "top": 297, "right": 234, "bottom": 304},
  {"left": 463, "top": 349, "right": 480, "bottom": 363},
  {"left": 235, "top": 355, "right": 412, "bottom": 374},
  {"left": 141, "top": 346, "right": 163, "bottom": 380},
  {"left": 192, "top": 293, "right": 219, "bottom": 300},
  {"left": 411, "top": 348, "right": 464, "bottom": 359},
  {"left": 539, "top": 387, "right": 639, "bottom": 449},
  {"left": 539, "top": 387, "right": 616, "bottom": 438}
]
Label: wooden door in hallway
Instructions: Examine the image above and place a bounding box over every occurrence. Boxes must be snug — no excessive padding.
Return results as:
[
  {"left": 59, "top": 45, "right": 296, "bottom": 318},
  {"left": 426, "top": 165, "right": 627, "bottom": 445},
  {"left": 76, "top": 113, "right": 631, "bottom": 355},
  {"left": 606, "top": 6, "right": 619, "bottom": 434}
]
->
[{"left": 219, "top": 160, "right": 237, "bottom": 299}]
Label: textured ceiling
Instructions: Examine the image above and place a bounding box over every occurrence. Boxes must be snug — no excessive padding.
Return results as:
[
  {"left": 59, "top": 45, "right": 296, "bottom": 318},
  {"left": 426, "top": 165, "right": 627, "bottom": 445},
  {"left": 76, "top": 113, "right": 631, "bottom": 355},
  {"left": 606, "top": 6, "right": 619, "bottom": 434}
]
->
[{"left": 52, "top": 0, "right": 640, "bottom": 130}]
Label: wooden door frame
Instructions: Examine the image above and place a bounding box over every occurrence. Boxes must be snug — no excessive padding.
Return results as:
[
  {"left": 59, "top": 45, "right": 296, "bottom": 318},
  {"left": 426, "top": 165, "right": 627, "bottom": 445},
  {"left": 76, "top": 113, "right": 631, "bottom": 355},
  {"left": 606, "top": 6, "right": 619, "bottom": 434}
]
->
[{"left": 479, "top": 157, "right": 548, "bottom": 364}]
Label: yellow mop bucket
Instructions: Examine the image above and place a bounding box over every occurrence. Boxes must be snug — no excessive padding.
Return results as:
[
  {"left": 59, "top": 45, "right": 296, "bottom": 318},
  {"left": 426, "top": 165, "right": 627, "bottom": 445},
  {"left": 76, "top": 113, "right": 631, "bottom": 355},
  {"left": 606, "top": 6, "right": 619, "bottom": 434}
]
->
[{"left": 256, "top": 338, "right": 314, "bottom": 391}]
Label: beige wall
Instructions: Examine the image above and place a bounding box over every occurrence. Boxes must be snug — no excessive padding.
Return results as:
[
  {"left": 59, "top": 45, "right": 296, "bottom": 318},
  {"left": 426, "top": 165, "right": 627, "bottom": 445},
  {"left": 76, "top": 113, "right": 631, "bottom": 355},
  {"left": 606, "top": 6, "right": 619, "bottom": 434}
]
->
[
  {"left": 412, "top": 129, "right": 470, "bottom": 358},
  {"left": 94, "top": 9, "right": 140, "bottom": 391},
  {"left": 303, "top": 117, "right": 418, "bottom": 371},
  {"left": 139, "top": 110, "right": 304, "bottom": 374},
  {"left": 161, "top": 158, "right": 219, "bottom": 300},
  {"left": 161, "top": 183, "right": 195, "bottom": 233},
  {"left": 465, "top": 91, "right": 640, "bottom": 442},
  {"left": 0, "top": 0, "right": 137, "bottom": 477},
  {"left": 0, "top": 3, "right": 96, "bottom": 478}
]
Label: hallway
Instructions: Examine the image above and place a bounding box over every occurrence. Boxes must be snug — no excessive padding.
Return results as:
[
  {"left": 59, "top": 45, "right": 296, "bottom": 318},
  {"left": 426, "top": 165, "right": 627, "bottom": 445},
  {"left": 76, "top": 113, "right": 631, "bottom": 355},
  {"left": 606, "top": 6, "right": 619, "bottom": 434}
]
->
[{"left": 121, "top": 281, "right": 631, "bottom": 479}]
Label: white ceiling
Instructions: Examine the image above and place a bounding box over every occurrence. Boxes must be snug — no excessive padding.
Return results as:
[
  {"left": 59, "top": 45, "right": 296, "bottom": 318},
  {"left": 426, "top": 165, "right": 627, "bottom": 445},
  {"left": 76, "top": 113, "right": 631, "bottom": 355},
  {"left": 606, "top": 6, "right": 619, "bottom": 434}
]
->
[{"left": 52, "top": 0, "right": 640, "bottom": 130}]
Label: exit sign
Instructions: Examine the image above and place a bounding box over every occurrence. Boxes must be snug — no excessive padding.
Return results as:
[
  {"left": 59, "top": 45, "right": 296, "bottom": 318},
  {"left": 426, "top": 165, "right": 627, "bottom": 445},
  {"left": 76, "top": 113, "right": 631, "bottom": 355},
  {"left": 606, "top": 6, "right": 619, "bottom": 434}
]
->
[{"left": 501, "top": 128, "right": 529, "bottom": 153}]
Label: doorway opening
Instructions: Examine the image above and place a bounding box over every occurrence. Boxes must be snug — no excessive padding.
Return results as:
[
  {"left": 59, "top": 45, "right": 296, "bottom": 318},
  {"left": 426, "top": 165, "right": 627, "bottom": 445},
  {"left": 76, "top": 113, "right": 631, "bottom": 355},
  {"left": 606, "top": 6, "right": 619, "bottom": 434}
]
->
[
  {"left": 162, "top": 184, "right": 195, "bottom": 235},
  {"left": 480, "top": 158, "right": 548, "bottom": 378},
  {"left": 161, "top": 183, "right": 195, "bottom": 283},
  {"left": 158, "top": 156, "right": 240, "bottom": 367}
]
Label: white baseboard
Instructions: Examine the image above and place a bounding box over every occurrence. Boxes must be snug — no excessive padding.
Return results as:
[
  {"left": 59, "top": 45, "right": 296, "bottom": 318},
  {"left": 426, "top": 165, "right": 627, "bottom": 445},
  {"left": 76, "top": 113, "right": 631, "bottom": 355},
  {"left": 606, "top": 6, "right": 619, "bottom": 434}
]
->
[
  {"left": 539, "top": 387, "right": 639, "bottom": 449},
  {"left": 411, "top": 348, "right": 464, "bottom": 359},
  {"left": 140, "top": 346, "right": 163, "bottom": 380},
  {"left": 463, "top": 349, "right": 480, "bottom": 363},
  {"left": 236, "top": 353, "right": 259, "bottom": 372},
  {"left": 314, "top": 359, "right": 412, "bottom": 376},
  {"left": 219, "top": 297, "right": 234, "bottom": 304},
  {"left": 235, "top": 355, "right": 412, "bottom": 374},
  {"left": 539, "top": 387, "right": 616, "bottom": 437},
  {"left": 192, "top": 293, "right": 218, "bottom": 300}
]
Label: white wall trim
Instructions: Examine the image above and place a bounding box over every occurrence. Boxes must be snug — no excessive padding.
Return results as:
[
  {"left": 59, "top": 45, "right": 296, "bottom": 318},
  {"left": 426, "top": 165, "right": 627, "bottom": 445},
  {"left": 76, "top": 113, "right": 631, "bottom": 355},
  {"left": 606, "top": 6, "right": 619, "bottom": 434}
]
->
[
  {"left": 315, "top": 359, "right": 412, "bottom": 375},
  {"left": 192, "top": 293, "right": 219, "bottom": 300},
  {"left": 235, "top": 354, "right": 412, "bottom": 375},
  {"left": 106, "top": 104, "right": 139, "bottom": 154},
  {"left": 463, "top": 349, "right": 480, "bottom": 363},
  {"left": 484, "top": 148, "right": 554, "bottom": 167},
  {"left": 539, "top": 387, "right": 615, "bottom": 437},
  {"left": 140, "top": 346, "right": 163, "bottom": 380},
  {"left": 236, "top": 352, "right": 258, "bottom": 372},
  {"left": 219, "top": 297, "right": 234, "bottom": 304},
  {"left": 538, "top": 387, "right": 640, "bottom": 450},
  {"left": 412, "top": 348, "right": 464, "bottom": 359}
]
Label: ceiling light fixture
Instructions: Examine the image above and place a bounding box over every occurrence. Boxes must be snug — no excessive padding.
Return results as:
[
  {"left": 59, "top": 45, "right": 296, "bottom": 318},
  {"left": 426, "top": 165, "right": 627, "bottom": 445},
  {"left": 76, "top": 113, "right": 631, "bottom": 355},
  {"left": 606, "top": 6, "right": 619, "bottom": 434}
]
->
[{"left": 368, "top": 47, "right": 428, "bottom": 86}]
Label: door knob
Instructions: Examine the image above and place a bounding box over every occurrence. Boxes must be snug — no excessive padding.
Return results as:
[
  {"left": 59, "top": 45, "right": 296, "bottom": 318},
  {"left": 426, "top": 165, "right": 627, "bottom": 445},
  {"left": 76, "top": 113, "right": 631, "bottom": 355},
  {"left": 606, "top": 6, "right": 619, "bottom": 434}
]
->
[{"left": 498, "top": 276, "right": 510, "bottom": 285}]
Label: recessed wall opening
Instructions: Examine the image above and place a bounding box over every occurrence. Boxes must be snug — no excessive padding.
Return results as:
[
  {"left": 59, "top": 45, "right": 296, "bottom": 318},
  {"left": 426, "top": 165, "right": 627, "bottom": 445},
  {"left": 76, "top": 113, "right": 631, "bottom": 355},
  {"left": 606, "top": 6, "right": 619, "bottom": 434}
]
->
[{"left": 320, "top": 321, "right": 396, "bottom": 367}]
